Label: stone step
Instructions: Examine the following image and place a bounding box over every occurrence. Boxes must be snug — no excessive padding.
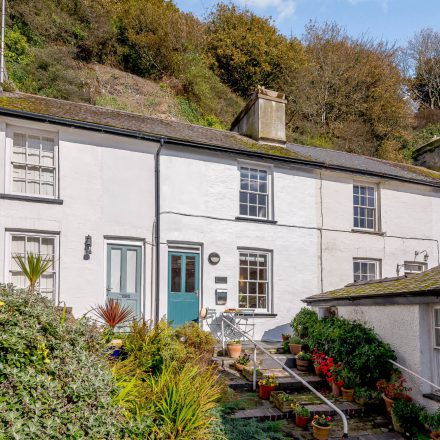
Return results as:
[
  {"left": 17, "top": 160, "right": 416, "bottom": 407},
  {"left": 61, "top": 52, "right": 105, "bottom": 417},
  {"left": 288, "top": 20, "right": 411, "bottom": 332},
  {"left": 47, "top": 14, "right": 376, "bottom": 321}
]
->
[{"left": 258, "top": 353, "right": 295, "bottom": 369}]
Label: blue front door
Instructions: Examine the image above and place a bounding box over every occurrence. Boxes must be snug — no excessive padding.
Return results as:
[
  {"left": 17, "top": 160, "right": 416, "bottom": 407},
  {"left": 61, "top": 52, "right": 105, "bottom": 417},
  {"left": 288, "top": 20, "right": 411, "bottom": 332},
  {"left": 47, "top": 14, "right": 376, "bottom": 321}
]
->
[{"left": 168, "top": 251, "right": 200, "bottom": 327}]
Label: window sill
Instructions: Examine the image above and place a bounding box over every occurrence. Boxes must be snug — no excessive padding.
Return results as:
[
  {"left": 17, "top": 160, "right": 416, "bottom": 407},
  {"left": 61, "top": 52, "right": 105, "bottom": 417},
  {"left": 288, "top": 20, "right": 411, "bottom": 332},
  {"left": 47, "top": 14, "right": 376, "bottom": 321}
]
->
[
  {"left": 235, "top": 216, "right": 277, "bottom": 224},
  {"left": 0, "top": 193, "right": 63, "bottom": 205},
  {"left": 253, "top": 313, "right": 278, "bottom": 318},
  {"left": 351, "top": 228, "right": 385, "bottom": 236}
]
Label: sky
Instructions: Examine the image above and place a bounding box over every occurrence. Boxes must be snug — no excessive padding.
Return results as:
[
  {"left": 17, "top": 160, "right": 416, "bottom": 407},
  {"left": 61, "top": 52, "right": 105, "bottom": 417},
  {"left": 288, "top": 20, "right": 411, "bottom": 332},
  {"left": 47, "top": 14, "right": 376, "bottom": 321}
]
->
[{"left": 174, "top": 0, "right": 440, "bottom": 45}]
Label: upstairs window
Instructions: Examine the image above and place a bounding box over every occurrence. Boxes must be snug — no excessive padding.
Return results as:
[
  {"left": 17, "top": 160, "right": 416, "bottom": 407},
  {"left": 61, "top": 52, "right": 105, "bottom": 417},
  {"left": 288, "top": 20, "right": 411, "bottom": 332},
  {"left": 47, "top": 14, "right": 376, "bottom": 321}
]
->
[
  {"left": 434, "top": 308, "right": 440, "bottom": 349},
  {"left": 239, "top": 167, "right": 269, "bottom": 219},
  {"left": 353, "top": 259, "right": 380, "bottom": 282},
  {"left": 353, "top": 184, "right": 376, "bottom": 230},
  {"left": 11, "top": 130, "right": 57, "bottom": 197},
  {"left": 404, "top": 261, "right": 427, "bottom": 275}
]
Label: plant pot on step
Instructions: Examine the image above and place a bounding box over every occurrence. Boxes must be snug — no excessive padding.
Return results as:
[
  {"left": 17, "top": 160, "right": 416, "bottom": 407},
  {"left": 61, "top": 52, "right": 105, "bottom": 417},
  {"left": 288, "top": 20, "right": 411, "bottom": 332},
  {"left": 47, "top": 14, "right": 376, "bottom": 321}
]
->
[
  {"left": 295, "top": 414, "right": 309, "bottom": 428},
  {"left": 314, "top": 364, "right": 322, "bottom": 376},
  {"left": 289, "top": 343, "right": 302, "bottom": 355},
  {"left": 331, "top": 381, "right": 341, "bottom": 397},
  {"left": 234, "top": 362, "right": 245, "bottom": 372},
  {"left": 341, "top": 387, "right": 354, "bottom": 401},
  {"left": 259, "top": 384, "right": 276, "bottom": 400},
  {"left": 382, "top": 393, "right": 394, "bottom": 416},
  {"left": 296, "top": 359, "right": 310, "bottom": 372},
  {"left": 227, "top": 342, "right": 242, "bottom": 359},
  {"left": 312, "top": 421, "right": 331, "bottom": 440}
]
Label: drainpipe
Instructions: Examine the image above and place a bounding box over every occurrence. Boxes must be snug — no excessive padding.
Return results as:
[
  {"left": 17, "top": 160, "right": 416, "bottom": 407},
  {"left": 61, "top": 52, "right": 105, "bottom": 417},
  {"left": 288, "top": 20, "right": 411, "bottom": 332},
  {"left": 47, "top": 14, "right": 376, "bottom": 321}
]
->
[{"left": 154, "top": 137, "right": 165, "bottom": 322}]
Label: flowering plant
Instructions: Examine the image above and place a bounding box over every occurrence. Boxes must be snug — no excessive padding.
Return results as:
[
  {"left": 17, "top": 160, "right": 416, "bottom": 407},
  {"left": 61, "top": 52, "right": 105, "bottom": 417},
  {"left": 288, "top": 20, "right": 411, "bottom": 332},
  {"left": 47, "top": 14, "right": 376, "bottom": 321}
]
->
[
  {"left": 258, "top": 375, "right": 277, "bottom": 387},
  {"left": 296, "top": 351, "right": 311, "bottom": 361},
  {"left": 235, "top": 353, "right": 250, "bottom": 366},
  {"left": 376, "top": 373, "right": 411, "bottom": 400},
  {"left": 326, "top": 361, "right": 344, "bottom": 387},
  {"left": 313, "top": 414, "right": 332, "bottom": 427},
  {"left": 311, "top": 349, "right": 327, "bottom": 368}
]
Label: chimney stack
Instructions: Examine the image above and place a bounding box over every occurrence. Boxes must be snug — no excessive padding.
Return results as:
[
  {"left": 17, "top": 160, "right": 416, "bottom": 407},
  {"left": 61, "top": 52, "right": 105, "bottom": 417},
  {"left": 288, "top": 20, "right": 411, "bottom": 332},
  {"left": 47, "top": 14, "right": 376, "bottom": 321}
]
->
[{"left": 230, "top": 86, "right": 286, "bottom": 146}]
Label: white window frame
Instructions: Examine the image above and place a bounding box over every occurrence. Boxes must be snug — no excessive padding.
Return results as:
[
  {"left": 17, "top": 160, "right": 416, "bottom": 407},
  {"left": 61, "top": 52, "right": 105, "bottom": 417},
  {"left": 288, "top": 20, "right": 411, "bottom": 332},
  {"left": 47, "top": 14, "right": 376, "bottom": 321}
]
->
[
  {"left": 353, "top": 183, "right": 378, "bottom": 231},
  {"left": 238, "top": 248, "right": 272, "bottom": 312},
  {"left": 434, "top": 307, "right": 440, "bottom": 349},
  {"left": 238, "top": 162, "right": 273, "bottom": 220},
  {"left": 5, "top": 230, "right": 59, "bottom": 301},
  {"left": 353, "top": 258, "right": 381, "bottom": 282},
  {"left": 5, "top": 125, "right": 59, "bottom": 199},
  {"left": 404, "top": 261, "right": 427, "bottom": 275}
]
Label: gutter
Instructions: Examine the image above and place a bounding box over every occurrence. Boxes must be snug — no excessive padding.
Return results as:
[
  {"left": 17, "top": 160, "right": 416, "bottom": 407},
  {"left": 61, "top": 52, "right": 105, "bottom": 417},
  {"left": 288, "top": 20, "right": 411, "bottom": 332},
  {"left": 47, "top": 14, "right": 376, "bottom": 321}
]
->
[
  {"left": 154, "top": 137, "right": 165, "bottom": 322},
  {"left": 1, "top": 107, "right": 440, "bottom": 189}
]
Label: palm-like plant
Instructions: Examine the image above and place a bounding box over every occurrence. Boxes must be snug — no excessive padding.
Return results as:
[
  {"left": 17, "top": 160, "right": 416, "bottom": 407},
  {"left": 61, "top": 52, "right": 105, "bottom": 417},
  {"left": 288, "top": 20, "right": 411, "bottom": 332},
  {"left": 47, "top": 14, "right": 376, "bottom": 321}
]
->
[
  {"left": 94, "top": 298, "right": 134, "bottom": 329},
  {"left": 13, "top": 253, "right": 52, "bottom": 294}
]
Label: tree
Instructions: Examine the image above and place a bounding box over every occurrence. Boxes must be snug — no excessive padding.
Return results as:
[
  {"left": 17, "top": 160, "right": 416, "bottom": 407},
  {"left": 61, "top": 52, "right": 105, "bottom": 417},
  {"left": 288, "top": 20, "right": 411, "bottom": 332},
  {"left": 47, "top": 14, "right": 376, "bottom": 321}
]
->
[
  {"left": 13, "top": 253, "right": 52, "bottom": 293},
  {"left": 404, "top": 28, "right": 440, "bottom": 110},
  {"left": 206, "top": 3, "right": 304, "bottom": 99},
  {"left": 284, "top": 22, "right": 411, "bottom": 160}
]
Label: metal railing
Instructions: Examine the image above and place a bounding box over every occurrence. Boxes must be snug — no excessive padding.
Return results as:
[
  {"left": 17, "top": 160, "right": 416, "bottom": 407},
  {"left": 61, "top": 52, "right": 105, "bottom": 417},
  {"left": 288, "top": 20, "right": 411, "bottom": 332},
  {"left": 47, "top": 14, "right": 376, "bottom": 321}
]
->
[
  {"left": 220, "top": 316, "right": 349, "bottom": 437},
  {"left": 390, "top": 360, "right": 440, "bottom": 391}
]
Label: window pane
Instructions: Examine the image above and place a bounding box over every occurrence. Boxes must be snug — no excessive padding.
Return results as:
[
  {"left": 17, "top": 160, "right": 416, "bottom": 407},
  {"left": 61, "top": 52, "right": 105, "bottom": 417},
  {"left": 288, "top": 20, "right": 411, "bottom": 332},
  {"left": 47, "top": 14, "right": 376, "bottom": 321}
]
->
[
  {"left": 435, "top": 309, "right": 440, "bottom": 327},
  {"left": 258, "top": 296, "right": 266, "bottom": 308},
  {"left": 13, "top": 133, "right": 26, "bottom": 162},
  {"left": 248, "top": 295, "right": 257, "bottom": 308},
  {"left": 436, "top": 328, "right": 440, "bottom": 348},
  {"left": 171, "top": 255, "right": 182, "bottom": 292},
  {"left": 249, "top": 205, "right": 257, "bottom": 217},
  {"left": 110, "top": 249, "right": 122, "bottom": 292},
  {"left": 41, "top": 137, "right": 54, "bottom": 166},
  {"left": 249, "top": 267, "right": 258, "bottom": 281},
  {"left": 185, "top": 256, "right": 196, "bottom": 293},
  {"left": 126, "top": 250, "right": 138, "bottom": 293},
  {"left": 27, "top": 136, "right": 40, "bottom": 164}
]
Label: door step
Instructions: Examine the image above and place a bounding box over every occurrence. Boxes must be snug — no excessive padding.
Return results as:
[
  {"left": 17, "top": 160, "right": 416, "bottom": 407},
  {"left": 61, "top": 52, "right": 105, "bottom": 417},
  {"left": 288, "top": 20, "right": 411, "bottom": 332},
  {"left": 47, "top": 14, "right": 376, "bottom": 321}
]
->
[{"left": 423, "top": 393, "right": 440, "bottom": 403}]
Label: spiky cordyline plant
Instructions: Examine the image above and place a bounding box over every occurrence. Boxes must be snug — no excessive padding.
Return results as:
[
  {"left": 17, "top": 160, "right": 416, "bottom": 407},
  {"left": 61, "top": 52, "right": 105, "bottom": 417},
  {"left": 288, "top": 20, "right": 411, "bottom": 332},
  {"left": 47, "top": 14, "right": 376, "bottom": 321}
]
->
[
  {"left": 13, "top": 252, "right": 52, "bottom": 294},
  {"left": 94, "top": 298, "right": 134, "bottom": 329}
]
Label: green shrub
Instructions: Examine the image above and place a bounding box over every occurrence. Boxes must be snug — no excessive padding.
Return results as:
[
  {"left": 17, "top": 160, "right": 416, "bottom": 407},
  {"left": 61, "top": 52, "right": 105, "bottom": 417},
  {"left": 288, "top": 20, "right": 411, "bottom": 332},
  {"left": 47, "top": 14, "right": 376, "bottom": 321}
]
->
[
  {"left": 392, "top": 399, "right": 426, "bottom": 437},
  {"left": 218, "top": 418, "right": 288, "bottom": 440},
  {"left": 291, "top": 308, "right": 395, "bottom": 386},
  {"left": 0, "top": 286, "right": 126, "bottom": 439}
]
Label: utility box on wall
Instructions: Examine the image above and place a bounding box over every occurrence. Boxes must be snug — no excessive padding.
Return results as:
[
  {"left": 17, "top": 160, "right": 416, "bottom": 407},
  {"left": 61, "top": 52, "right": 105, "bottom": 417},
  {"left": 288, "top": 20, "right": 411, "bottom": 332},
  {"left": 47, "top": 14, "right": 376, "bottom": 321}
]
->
[{"left": 215, "top": 289, "right": 227, "bottom": 305}]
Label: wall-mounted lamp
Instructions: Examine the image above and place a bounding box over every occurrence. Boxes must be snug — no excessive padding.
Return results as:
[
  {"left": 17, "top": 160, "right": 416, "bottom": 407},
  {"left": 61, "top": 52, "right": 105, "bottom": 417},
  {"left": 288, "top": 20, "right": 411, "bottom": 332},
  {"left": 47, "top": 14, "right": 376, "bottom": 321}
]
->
[
  {"left": 84, "top": 235, "right": 92, "bottom": 260},
  {"left": 208, "top": 252, "right": 220, "bottom": 265},
  {"left": 415, "top": 250, "right": 429, "bottom": 262}
]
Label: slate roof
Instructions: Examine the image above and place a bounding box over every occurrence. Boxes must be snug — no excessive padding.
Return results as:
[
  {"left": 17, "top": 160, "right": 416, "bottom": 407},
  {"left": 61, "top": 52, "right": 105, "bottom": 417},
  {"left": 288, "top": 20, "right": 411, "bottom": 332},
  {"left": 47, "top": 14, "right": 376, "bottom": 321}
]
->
[
  {"left": 1, "top": 91, "right": 440, "bottom": 186},
  {"left": 303, "top": 265, "right": 440, "bottom": 303}
]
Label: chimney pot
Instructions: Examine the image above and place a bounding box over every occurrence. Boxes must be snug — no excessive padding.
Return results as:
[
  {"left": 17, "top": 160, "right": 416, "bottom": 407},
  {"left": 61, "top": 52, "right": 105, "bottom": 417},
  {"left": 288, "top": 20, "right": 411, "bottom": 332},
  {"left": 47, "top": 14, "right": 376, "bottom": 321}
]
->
[{"left": 230, "top": 86, "right": 286, "bottom": 146}]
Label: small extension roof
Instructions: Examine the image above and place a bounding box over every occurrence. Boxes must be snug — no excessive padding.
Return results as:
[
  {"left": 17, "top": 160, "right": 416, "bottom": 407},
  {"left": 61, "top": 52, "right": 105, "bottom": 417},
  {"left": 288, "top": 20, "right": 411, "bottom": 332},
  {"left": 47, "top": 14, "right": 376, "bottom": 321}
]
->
[
  {"left": 1, "top": 92, "right": 440, "bottom": 187},
  {"left": 303, "top": 265, "right": 440, "bottom": 305}
]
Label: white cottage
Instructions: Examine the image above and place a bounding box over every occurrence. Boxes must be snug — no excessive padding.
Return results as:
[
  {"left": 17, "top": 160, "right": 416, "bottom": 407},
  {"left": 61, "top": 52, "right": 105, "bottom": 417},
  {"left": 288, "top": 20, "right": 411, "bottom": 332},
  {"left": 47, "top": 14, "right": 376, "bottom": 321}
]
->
[{"left": 0, "top": 89, "right": 440, "bottom": 340}]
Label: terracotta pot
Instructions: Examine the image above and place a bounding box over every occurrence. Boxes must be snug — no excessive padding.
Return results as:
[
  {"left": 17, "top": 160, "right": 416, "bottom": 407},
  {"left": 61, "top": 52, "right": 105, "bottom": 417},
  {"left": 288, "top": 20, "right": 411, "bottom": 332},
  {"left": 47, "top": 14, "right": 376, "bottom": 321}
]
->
[
  {"left": 314, "top": 364, "right": 322, "bottom": 376},
  {"left": 296, "top": 359, "right": 310, "bottom": 372},
  {"left": 259, "top": 384, "right": 276, "bottom": 400},
  {"left": 227, "top": 343, "right": 242, "bottom": 359},
  {"left": 289, "top": 343, "right": 302, "bottom": 355},
  {"left": 312, "top": 421, "right": 331, "bottom": 440},
  {"left": 282, "top": 334, "right": 290, "bottom": 342},
  {"left": 331, "top": 381, "right": 341, "bottom": 397},
  {"left": 295, "top": 414, "right": 309, "bottom": 428},
  {"left": 382, "top": 393, "right": 394, "bottom": 416},
  {"left": 341, "top": 387, "right": 354, "bottom": 401}
]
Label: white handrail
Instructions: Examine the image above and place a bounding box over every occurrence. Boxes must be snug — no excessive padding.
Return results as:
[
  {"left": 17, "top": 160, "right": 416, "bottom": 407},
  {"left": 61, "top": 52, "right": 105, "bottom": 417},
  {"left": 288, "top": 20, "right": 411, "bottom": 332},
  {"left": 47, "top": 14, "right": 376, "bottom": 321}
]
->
[
  {"left": 220, "top": 316, "right": 349, "bottom": 437},
  {"left": 389, "top": 360, "right": 440, "bottom": 391}
]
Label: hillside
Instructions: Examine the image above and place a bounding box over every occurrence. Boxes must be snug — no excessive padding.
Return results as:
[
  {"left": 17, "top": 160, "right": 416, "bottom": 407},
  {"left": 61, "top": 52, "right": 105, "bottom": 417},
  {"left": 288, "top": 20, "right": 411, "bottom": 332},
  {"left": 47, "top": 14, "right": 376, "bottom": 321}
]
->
[{"left": 4, "top": 0, "right": 440, "bottom": 161}]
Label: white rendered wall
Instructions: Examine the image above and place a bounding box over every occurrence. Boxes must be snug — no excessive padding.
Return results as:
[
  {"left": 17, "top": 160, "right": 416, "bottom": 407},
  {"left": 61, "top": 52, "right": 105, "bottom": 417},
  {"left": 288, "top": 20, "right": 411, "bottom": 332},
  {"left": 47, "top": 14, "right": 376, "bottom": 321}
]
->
[{"left": 0, "top": 116, "right": 157, "bottom": 319}]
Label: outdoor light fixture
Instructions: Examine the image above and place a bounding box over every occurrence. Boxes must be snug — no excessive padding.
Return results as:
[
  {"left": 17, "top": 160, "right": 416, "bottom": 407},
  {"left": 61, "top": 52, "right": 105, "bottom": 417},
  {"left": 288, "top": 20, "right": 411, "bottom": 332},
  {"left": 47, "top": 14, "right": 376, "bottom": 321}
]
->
[
  {"left": 84, "top": 235, "right": 92, "bottom": 260},
  {"left": 208, "top": 252, "right": 220, "bottom": 265},
  {"left": 415, "top": 250, "right": 429, "bottom": 262}
]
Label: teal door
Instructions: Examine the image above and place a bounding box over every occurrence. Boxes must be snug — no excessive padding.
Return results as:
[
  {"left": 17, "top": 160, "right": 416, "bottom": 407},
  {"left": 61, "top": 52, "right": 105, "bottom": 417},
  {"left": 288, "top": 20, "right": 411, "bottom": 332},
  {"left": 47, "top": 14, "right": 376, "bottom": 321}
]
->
[
  {"left": 106, "top": 244, "right": 142, "bottom": 318},
  {"left": 168, "top": 252, "right": 200, "bottom": 327}
]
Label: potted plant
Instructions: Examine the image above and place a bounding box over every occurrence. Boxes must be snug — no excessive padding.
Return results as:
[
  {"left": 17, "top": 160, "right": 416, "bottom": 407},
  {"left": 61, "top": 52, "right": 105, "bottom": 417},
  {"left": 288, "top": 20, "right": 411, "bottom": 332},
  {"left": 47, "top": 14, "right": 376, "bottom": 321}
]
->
[
  {"left": 227, "top": 340, "right": 242, "bottom": 359},
  {"left": 327, "top": 362, "right": 344, "bottom": 397},
  {"left": 293, "top": 404, "right": 311, "bottom": 428},
  {"left": 312, "top": 414, "right": 332, "bottom": 440},
  {"left": 234, "top": 353, "right": 250, "bottom": 372},
  {"left": 340, "top": 368, "right": 357, "bottom": 401},
  {"left": 93, "top": 298, "right": 134, "bottom": 358},
  {"left": 376, "top": 373, "right": 411, "bottom": 415},
  {"left": 258, "top": 375, "right": 277, "bottom": 399},
  {"left": 392, "top": 399, "right": 425, "bottom": 436},
  {"left": 353, "top": 387, "right": 381, "bottom": 408},
  {"left": 296, "top": 351, "right": 312, "bottom": 372},
  {"left": 312, "top": 349, "right": 327, "bottom": 377},
  {"left": 421, "top": 407, "right": 440, "bottom": 439},
  {"left": 289, "top": 336, "right": 303, "bottom": 355},
  {"left": 282, "top": 333, "right": 291, "bottom": 342}
]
